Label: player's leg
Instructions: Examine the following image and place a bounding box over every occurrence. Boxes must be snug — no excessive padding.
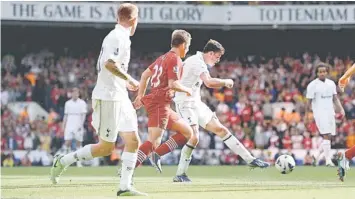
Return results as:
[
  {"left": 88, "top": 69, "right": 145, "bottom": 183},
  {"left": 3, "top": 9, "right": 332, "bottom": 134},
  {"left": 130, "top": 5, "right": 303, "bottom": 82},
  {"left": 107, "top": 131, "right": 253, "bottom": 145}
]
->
[
  {"left": 63, "top": 130, "right": 73, "bottom": 154},
  {"left": 112, "top": 98, "right": 146, "bottom": 196},
  {"left": 173, "top": 103, "right": 200, "bottom": 182},
  {"left": 50, "top": 100, "right": 118, "bottom": 184},
  {"left": 135, "top": 127, "right": 164, "bottom": 167},
  {"left": 135, "top": 105, "right": 166, "bottom": 168},
  {"left": 117, "top": 131, "right": 147, "bottom": 196},
  {"left": 150, "top": 110, "right": 193, "bottom": 173},
  {"left": 337, "top": 145, "right": 354, "bottom": 181},
  {"left": 316, "top": 115, "right": 335, "bottom": 166},
  {"left": 205, "top": 114, "right": 269, "bottom": 168},
  {"left": 74, "top": 130, "right": 84, "bottom": 167},
  {"left": 321, "top": 134, "right": 334, "bottom": 166},
  {"left": 154, "top": 108, "right": 193, "bottom": 157}
]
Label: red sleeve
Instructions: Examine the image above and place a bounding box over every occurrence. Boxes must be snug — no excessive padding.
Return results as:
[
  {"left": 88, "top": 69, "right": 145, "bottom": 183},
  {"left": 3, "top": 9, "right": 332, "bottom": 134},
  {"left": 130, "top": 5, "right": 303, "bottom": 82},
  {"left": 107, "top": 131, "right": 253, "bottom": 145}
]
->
[
  {"left": 167, "top": 56, "right": 180, "bottom": 81},
  {"left": 148, "top": 59, "right": 157, "bottom": 72}
]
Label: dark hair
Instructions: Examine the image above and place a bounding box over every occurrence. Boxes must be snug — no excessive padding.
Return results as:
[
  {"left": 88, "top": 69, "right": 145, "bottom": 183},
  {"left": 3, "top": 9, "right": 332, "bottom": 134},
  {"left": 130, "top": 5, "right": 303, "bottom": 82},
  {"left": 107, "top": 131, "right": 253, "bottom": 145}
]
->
[
  {"left": 315, "top": 62, "right": 330, "bottom": 73},
  {"left": 203, "top": 39, "right": 225, "bottom": 54},
  {"left": 171, "top": 29, "right": 191, "bottom": 47}
]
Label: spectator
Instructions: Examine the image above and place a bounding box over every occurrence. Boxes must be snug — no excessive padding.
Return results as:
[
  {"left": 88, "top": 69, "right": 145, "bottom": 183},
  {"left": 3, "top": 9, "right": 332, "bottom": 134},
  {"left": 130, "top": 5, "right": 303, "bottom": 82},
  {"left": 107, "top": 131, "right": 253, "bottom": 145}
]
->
[
  {"left": 282, "top": 130, "right": 292, "bottom": 149},
  {"left": 304, "top": 151, "right": 313, "bottom": 165},
  {"left": 291, "top": 131, "right": 303, "bottom": 149},
  {"left": 3, "top": 153, "right": 15, "bottom": 167}
]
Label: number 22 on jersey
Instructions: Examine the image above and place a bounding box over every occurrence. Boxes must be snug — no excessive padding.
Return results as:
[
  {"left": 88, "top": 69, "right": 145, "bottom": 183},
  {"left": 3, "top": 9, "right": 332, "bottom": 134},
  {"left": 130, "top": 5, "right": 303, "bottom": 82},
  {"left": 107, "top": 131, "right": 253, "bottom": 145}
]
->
[{"left": 151, "top": 64, "right": 163, "bottom": 88}]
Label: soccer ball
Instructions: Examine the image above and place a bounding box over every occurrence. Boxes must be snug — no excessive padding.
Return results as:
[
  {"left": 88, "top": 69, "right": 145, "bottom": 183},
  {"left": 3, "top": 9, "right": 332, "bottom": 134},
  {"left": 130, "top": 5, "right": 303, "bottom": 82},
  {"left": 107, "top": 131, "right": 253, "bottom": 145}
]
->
[{"left": 275, "top": 155, "right": 296, "bottom": 174}]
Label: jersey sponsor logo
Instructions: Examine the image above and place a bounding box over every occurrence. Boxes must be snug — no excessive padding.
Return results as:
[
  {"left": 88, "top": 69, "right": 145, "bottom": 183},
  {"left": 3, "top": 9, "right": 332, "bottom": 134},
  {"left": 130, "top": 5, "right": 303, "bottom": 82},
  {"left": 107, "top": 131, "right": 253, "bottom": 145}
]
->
[{"left": 320, "top": 95, "right": 332, "bottom": 99}]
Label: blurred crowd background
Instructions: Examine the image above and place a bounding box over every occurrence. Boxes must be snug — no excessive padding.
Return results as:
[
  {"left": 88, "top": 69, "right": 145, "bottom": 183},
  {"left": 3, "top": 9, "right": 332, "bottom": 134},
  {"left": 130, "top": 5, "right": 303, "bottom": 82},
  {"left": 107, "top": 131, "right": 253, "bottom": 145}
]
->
[{"left": 1, "top": 1, "right": 355, "bottom": 167}]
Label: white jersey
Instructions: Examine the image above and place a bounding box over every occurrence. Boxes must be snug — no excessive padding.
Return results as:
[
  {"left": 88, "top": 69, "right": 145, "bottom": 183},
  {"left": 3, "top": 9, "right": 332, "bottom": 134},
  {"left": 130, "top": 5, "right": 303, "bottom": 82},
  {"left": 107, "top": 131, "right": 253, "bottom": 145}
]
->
[
  {"left": 92, "top": 24, "right": 131, "bottom": 101},
  {"left": 306, "top": 78, "right": 337, "bottom": 118},
  {"left": 174, "top": 51, "right": 209, "bottom": 103},
  {"left": 64, "top": 98, "right": 87, "bottom": 131}
]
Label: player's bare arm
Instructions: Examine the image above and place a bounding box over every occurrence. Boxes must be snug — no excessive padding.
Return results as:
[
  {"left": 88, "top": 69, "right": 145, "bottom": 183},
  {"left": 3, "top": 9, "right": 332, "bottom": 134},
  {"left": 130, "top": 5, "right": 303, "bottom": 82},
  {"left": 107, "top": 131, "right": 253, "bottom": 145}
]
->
[
  {"left": 62, "top": 114, "right": 68, "bottom": 130},
  {"left": 333, "top": 94, "right": 345, "bottom": 116},
  {"left": 339, "top": 63, "right": 355, "bottom": 91},
  {"left": 105, "top": 59, "right": 139, "bottom": 89},
  {"left": 169, "top": 79, "right": 192, "bottom": 96},
  {"left": 304, "top": 99, "right": 312, "bottom": 125},
  {"left": 133, "top": 68, "right": 153, "bottom": 109},
  {"left": 200, "top": 72, "right": 233, "bottom": 88}
]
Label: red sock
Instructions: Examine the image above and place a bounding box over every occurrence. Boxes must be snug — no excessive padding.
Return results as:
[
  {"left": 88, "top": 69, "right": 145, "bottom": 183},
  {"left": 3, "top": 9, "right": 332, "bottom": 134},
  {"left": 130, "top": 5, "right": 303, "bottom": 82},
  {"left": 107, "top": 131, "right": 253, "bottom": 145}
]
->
[
  {"left": 345, "top": 145, "right": 355, "bottom": 160},
  {"left": 155, "top": 133, "right": 187, "bottom": 156},
  {"left": 135, "top": 141, "right": 154, "bottom": 168}
]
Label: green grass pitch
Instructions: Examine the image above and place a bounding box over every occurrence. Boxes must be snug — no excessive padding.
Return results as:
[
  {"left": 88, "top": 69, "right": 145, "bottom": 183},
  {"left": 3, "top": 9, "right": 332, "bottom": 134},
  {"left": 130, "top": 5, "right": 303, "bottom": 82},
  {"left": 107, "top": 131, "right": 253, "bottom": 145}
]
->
[{"left": 1, "top": 166, "right": 355, "bottom": 199}]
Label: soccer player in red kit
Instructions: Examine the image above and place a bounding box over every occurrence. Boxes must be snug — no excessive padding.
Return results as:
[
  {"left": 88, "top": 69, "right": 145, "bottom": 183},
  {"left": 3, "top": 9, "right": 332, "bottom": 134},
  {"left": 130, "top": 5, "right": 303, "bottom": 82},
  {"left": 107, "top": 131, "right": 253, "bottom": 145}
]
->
[
  {"left": 133, "top": 30, "right": 193, "bottom": 172},
  {"left": 337, "top": 63, "right": 355, "bottom": 181}
]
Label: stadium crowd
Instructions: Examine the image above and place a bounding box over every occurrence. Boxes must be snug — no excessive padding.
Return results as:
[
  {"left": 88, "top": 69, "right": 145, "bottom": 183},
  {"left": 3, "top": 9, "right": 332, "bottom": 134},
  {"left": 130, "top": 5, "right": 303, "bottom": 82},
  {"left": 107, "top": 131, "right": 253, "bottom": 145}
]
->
[{"left": 1, "top": 48, "right": 355, "bottom": 167}]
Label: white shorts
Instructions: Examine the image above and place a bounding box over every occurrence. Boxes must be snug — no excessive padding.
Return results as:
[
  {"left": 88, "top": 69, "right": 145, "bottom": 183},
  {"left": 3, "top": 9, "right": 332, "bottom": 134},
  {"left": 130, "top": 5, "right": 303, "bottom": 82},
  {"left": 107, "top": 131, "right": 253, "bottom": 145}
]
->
[
  {"left": 91, "top": 98, "right": 138, "bottom": 143},
  {"left": 314, "top": 114, "right": 336, "bottom": 136},
  {"left": 175, "top": 100, "right": 214, "bottom": 128},
  {"left": 64, "top": 127, "right": 84, "bottom": 142}
]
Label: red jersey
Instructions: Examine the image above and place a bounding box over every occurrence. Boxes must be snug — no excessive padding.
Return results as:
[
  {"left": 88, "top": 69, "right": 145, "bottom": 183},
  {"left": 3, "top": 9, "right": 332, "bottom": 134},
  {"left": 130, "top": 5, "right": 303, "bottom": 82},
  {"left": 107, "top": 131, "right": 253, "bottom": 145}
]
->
[{"left": 146, "top": 51, "right": 182, "bottom": 104}]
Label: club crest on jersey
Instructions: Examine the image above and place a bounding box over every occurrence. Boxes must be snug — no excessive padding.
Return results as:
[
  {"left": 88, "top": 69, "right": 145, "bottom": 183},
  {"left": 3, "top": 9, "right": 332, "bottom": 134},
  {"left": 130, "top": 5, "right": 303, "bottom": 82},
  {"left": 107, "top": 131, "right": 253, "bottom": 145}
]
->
[{"left": 173, "top": 66, "right": 178, "bottom": 73}]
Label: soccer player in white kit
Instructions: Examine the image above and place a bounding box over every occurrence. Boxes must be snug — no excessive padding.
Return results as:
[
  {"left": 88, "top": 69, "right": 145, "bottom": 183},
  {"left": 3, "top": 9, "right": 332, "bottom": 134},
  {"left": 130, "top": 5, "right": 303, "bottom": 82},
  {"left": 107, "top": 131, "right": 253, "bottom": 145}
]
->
[
  {"left": 173, "top": 40, "right": 270, "bottom": 182},
  {"left": 305, "top": 63, "right": 345, "bottom": 167},
  {"left": 50, "top": 3, "right": 147, "bottom": 196},
  {"left": 62, "top": 87, "right": 87, "bottom": 167}
]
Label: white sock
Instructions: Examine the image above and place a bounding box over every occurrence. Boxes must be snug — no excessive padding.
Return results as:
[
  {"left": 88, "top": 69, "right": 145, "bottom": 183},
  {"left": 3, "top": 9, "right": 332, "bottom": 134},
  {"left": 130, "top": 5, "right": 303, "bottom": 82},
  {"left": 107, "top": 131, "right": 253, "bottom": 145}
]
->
[
  {"left": 119, "top": 152, "right": 137, "bottom": 190},
  {"left": 321, "top": 140, "right": 332, "bottom": 163},
  {"left": 60, "top": 144, "right": 93, "bottom": 167},
  {"left": 222, "top": 133, "right": 255, "bottom": 163},
  {"left": 76, "top": 146, "right": 83, "bottom": 166},
  {"left": 176, "top": 144, "right": 195, "bottom": 176}
]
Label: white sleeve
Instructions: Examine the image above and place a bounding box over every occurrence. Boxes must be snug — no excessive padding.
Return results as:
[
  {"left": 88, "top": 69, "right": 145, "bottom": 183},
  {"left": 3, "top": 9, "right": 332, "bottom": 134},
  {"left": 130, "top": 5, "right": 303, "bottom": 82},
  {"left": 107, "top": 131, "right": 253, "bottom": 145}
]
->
[
  {"left": 107, "top": 38, "right": 121, "bottom": 63},
  {"left": 306, "top": 82, "right": 315, "bottom": 99},
  {"left": 64, "top": 101, "right": 69, "bottom": 114},
  {"left": 194, "top": 62, "right": 209, "bottom": 76},
  {"left": 82, "top": 101, "right": 88, "bottom": 114},
  {"left": 332, "top": 81, "right": 337, "bottom": 95}
]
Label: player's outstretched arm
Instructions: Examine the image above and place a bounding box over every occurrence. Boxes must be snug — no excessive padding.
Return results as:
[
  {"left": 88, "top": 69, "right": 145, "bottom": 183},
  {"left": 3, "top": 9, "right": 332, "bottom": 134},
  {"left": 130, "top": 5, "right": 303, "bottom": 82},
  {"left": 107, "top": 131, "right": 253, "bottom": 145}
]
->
[
  {"left": 333, "top": 94, "right": 345, "bottom": 116},
  {"left": 133, "top": 68, "right": 153, "bottom": 109},
  {"left": 169, "top": 80, "right": 192, "bottom": 96},
  {"left": 339, "top": 63, "right": 355, "bottom": 91},
  {"left": 200, "top": 72, "right": 233, "bottom": 88},
  {"left": 105, "top": 59, "right": 139, "bottom": 89},
  {"left": 137, "top": 68, "right": 153, "bottom": 98},
  {"left": 304, "top": 99, "right": 312, "bottom": 125}
]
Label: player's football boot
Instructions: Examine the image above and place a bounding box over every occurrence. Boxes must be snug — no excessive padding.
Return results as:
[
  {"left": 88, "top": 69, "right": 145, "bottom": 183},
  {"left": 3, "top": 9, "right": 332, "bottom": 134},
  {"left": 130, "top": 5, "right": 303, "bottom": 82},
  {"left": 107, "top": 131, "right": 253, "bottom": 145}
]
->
[
  {"left": 117, "top": 187, "right": 148, "bottom": 196},
  {"left": 337, "top": 152, "right": 350, "bottom": 182},
  {"left": 50, "top": 154, "right": 67, "bottom": 184},
  {"left": 149, "top": 152, "right": 162, "bottom": 173},
  {"left": 173, "top": 173, "right": 192, "bottom": 183},
  {"left": 249, "top": 158, "right": 270, "bottom": 169}
]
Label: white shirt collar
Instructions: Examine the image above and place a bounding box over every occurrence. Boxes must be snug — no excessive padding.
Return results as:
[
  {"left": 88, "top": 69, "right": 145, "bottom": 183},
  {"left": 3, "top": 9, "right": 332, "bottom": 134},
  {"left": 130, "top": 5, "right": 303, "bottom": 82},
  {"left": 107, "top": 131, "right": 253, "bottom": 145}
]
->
[{"left": 115, "top": 24, "right": 131, "bottom": 36}]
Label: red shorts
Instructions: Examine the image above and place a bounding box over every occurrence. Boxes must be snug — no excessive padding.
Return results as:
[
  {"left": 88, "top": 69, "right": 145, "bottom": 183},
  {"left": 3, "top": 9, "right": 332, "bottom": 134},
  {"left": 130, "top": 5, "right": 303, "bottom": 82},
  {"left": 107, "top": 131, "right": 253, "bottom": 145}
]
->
[{"left": 142, "top": 97, "right": 179, "bottom": 129}]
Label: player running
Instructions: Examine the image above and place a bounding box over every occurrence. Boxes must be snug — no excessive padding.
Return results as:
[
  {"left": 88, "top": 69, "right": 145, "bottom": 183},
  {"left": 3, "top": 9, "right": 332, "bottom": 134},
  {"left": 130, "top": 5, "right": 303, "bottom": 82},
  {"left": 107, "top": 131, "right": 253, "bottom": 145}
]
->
[
  {"left": 133, "top": 30, "right": 193, "bottom": 171},
  {"left": 62, "top": 88, "right": 87, "bottom": 167},
  {"left": 50, "top": 3, "right": 147, "bottom": 196},
  {"left": 163, "top": 40, "right": 269, "bottom": 182},
  {"left": 305, "top": 63, "right": 345, "bottom": 167},
  {"left": 337, "top": 63, "right": 355, "bottom": 181}
]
